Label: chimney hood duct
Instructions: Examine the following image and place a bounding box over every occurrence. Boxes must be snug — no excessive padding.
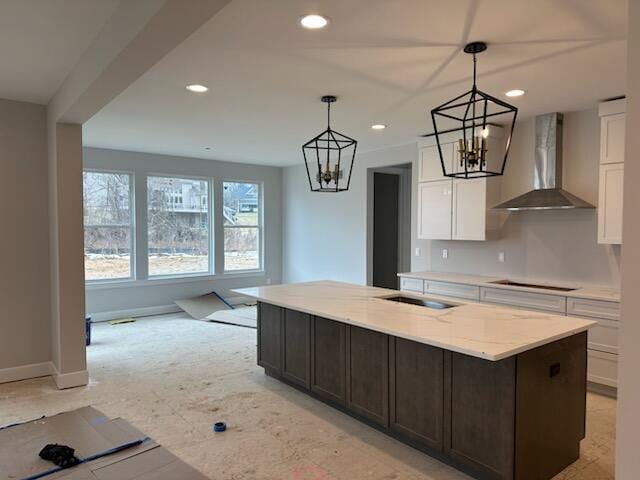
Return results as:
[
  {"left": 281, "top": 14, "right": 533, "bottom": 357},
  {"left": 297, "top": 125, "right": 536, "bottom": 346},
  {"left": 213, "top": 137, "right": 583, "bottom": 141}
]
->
[{"left": 493, "top": 113, "right": 595, "bottom": 211}]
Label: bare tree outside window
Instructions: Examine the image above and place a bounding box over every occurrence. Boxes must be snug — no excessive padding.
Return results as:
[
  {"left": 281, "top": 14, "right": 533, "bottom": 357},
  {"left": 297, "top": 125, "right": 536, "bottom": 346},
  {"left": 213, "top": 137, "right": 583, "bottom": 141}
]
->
[
  {"left": 147, "top": 176, "right": 209, "bottom": 276},
  {"left": 223, "top": 181, "right": 261, "bottom": 271},
  {"left": 83, "top": 171, "right": 132, "bottom": 280}
]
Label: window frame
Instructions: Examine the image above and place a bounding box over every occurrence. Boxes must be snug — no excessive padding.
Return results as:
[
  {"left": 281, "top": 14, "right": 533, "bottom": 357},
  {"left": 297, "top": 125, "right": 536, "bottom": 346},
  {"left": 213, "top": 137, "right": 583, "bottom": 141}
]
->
[
  {"left": 83, "top": 168, "right": 136, "bottom": 284},
  {"left": 146, "top": 173, "right": 214, "bottom": 279},
  {"left": 222, "top": 179, "right": 264, "bottom": 274}
]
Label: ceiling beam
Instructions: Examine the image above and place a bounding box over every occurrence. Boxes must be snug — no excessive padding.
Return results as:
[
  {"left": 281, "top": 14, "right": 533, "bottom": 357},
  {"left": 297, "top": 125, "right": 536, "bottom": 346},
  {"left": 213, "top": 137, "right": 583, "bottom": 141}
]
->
[{"left": 49, "top": 0, "right": 232, "bottom": 124}]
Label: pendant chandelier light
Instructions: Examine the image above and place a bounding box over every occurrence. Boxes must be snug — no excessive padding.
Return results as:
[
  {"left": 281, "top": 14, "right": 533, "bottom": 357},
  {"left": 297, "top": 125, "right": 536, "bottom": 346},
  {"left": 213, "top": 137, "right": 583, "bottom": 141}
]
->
[
  {"left": 430, "top": 42, "right": 518, "bottom": 179},
  {"left": 302, "top": 95, "right": 357, "bottom": 192}
]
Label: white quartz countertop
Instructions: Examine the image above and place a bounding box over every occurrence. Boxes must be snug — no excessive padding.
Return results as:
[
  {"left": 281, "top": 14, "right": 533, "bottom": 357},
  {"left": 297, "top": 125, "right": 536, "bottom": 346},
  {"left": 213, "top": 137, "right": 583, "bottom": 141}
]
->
[
  {"left": 234, "top": 281, "right": 595, "bottom": 361},
  {"left": 398, "top": 271, "right": 621, "bottom": 303}
]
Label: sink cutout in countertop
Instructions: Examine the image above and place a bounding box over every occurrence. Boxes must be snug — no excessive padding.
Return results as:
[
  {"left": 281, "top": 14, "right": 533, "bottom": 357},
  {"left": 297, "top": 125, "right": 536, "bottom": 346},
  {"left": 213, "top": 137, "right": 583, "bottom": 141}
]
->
[
  {"left": 490, "top": 280, "right": 577, "bottom": 292},
  {"left": 380, "top": 295, "right": 456, "bottom": 310}
]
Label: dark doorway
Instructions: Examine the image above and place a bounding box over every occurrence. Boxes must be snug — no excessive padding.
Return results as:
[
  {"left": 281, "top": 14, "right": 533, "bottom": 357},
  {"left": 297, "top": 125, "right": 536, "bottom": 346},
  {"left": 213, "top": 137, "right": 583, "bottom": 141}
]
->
[{"left": 373, "top": 172, "right": 400, "bottom": 289}]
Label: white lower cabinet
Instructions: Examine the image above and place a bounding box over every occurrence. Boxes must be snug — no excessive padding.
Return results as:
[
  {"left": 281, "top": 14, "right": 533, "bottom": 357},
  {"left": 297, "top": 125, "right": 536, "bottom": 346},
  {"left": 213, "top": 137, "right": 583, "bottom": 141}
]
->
[
  {"left": 400, "top": 277, "right": 424, "bottom": 293},
  {"left": 479, "top": 287, "right": 566, "bottom": 314},
  {"left": 587, "top": 319, "right": 619, "bottom": 355},
  {"left": 588, "top": 350, "right": 618, "bottom": 388},
  {"left": 417, "top": 180, "right": 452, "bottom": 240},
  {"left": 424, "top": 281, "right": 480, "bottom": 301}
]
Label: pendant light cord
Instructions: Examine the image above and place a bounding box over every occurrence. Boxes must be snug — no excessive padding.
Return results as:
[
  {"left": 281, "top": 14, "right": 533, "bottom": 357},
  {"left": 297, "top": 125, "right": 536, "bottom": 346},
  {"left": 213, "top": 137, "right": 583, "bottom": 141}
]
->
[
  {"left": 472, "top": 53, "right": 477, "bottom": 89},
  {"left": 327, "top": 100, "right": 331, "bottom": 129}
]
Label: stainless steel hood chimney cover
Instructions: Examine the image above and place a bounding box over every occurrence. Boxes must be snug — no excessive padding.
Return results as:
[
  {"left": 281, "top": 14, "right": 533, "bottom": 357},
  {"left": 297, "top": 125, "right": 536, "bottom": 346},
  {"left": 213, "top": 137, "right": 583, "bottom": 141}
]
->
[{"left": 493, "top": 113, "right": 595, "bottom": 211}]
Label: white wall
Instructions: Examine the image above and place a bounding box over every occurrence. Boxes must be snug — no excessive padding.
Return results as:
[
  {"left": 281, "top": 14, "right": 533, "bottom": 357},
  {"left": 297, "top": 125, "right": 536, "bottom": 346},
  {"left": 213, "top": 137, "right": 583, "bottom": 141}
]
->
[
  {"left": 615, "top": 0, "right": 639, "bottom": 477},
  {"left": 0, "top": 99, "right": 51, "bottom": 377},
  {"left": 84, "top": 147, "right": 282, "bottom": 318},
  {"left": 282, "top": 143, "right": 418, "bottom": 284},
  {"left": 421, "top": 108, "right": 621, "bottom": 287}
]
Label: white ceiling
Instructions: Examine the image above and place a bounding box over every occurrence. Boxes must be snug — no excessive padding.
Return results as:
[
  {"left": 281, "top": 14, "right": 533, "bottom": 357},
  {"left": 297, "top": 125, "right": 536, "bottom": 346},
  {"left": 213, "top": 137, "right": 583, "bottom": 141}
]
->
[
  {"left": 83, "top": 0, "right": 628, "bottom": 167},
  {"left": 0, "top": 0, "right": 120, "bottom": 104}
]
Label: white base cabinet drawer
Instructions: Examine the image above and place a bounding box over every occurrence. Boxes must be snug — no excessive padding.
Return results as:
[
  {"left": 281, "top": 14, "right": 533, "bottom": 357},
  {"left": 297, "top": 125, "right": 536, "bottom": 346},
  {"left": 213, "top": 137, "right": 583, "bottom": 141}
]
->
[
  {"left": 400, "top": 277, "right": 424, "bottom": 293},
  {"left": 588, "top": 350, "right": 618, "bottom": 388},
  {"left": 567, "top": 297, "right": 620, "bottom": 321},
  {"left": 425, "top": 281, "right": 480, "bottom": 301},
  {"left": 479, "top": 287, "right": 567, "bottom": 313}
]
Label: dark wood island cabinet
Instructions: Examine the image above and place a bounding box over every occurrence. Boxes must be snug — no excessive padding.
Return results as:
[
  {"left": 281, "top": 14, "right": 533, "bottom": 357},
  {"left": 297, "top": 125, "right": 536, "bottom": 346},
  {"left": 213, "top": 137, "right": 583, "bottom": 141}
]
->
[{"left": 256, "top": 301, "right": 588, "bottom": 480}]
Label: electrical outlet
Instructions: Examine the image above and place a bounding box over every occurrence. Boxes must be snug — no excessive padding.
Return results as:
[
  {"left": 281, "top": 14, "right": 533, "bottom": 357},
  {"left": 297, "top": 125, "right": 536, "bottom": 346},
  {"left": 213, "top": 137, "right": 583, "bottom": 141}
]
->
[
  {"left": 442, "top": 249, "right": 448, "bottom": 259},
  {"left": 415, "top": 247, "right": 421, "bottom": 256},
  {"left": 498, "top": 252, "right": 505, "bottom": 263},
  {"left": 266, "top": 277, "right": 272, "bottom": 285}
]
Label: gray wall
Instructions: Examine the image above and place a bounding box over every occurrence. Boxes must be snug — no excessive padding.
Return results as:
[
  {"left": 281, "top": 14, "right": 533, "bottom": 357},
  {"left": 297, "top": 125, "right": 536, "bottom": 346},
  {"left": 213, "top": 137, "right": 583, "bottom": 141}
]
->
[
  {"left": 282, "top": 143, "right": 418, "bottom": 283},
  {"left": 84, "top": 147, "right": 283, "bottom": 316},
  {"left": 0, "top": 99, "right": 51, "bottom": 370},
  {"left": 422, "top": 108, "right": 621, "bottom": 287}
]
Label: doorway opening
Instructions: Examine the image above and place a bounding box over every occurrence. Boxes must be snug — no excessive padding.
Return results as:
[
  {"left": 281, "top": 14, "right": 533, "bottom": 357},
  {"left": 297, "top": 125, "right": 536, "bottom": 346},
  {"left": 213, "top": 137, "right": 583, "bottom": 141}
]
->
[{"left": 367, "top": 164, "right": 412, "bottom": 289}]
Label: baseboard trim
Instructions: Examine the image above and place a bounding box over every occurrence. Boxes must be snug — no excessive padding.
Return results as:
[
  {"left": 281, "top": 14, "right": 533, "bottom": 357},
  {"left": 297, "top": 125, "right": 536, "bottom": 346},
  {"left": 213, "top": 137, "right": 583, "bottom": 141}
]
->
[
  {"left": 52, "top": 366, "right": 88, "bottom": 389},
  {"left": 588, "top": 381, "right": 618, "bottom": 398},
  {"left": 0, "top": 362, "right": 53, "bottom": 384},
  {"left": 88, "top": 304, "right": 182, "bottom": 322}
]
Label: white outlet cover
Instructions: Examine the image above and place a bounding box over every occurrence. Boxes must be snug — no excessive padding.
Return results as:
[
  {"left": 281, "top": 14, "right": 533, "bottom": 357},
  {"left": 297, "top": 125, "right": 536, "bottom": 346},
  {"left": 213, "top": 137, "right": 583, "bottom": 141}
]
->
[
  {"left": 415, "top": 247, "right": 421, "bottom": 256},
  {"left": 442, "top": 249, "right": 448, "bottom": 259},
  {"left": 498, "top": 252, "right": 505, "bottom": 263}
]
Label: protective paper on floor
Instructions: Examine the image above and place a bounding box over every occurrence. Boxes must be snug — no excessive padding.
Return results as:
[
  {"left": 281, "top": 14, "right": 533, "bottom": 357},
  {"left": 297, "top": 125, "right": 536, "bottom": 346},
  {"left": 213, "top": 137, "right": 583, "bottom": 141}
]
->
[
  {"left": 206, "top": 306, "right": 257, "bottom": 329},
  {"left": 174, "top": 292, "right": 231, "bottom": 320},
  {"left": 0, "top": 407, "right": 208, "bottom": 480}
]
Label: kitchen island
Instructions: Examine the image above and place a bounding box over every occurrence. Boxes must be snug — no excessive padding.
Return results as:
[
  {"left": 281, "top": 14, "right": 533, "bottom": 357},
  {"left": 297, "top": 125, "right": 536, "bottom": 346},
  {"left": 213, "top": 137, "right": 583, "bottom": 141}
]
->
[{"left": 234, "top": 281, "right": 596, "bottom": 480}]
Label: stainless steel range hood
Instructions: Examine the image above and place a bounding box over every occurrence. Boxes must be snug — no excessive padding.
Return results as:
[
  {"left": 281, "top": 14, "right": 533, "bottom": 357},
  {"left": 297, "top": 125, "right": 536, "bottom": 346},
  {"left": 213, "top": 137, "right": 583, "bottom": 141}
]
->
[{"left": 493, "top": 113, "right": 595, "bottom": 211}]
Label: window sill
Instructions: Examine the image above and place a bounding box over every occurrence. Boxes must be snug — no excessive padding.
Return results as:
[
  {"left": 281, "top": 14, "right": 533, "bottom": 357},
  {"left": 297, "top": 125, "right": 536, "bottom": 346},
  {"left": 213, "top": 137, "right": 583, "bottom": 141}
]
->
[{"left": 85, "top": 270, "right": 267, "bottom": 290}]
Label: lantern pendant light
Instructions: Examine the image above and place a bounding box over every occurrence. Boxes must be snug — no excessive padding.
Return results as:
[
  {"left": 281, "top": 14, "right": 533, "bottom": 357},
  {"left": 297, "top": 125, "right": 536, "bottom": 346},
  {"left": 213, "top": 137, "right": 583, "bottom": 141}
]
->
[
  {"left": 430, "top": 42, "right": 518, "bottom": 179},
  {"left": 302, "top": 95, "right": 357, "bottom": 192}
]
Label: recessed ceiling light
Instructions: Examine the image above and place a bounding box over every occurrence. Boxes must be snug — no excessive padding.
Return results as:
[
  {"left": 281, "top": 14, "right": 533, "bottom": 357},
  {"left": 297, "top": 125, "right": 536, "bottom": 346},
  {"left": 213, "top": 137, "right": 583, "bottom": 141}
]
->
[
  {"left": 505, "top": 89, "right": 525, "bottom": 97},
  {"left": 186, "top": 84, "right": 208, "bottom": 93},
  {"left": 371, "top": 124, "right": 387, "bottom": 130},
  {"left": 299, "top": 14, "right": 329, "bottom": 29}
]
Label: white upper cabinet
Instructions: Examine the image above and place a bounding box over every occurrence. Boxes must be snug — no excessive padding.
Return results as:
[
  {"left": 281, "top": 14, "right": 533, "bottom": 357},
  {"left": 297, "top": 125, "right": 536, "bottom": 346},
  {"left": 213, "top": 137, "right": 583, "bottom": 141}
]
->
[
  {"left": 419, "top": 143, "right": 453, "bottom": 182},
  {"left": 599, "top": 112, "right": 626, "bottom": 165},
  {"left": 598, "top": 99, "right": 625, "bottom": 245},
  {"left": 416, "top": 128, "right": 503, "bottom": 241},
  {"left": 598, "top": 163, "right": 624, "bottom": 244},
  {"left": 417, "top": 180, "right": 452, "bottom": 240},
  {"left": 452, "top": 178, "right": 487, "bottom": 240}
]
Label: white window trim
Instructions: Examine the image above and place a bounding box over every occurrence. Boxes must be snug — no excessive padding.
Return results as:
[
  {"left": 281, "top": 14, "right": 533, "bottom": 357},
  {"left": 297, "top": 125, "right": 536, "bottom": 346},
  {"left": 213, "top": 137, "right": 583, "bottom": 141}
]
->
[
  {"left": 222, "top": 180, "right": 264, "bottom": 274},
  {"left": 83, "top": 169, "right": 136, "bottom": 283},
  {"left": 146, "top": 174, "right": 213, "bottom": 278}
]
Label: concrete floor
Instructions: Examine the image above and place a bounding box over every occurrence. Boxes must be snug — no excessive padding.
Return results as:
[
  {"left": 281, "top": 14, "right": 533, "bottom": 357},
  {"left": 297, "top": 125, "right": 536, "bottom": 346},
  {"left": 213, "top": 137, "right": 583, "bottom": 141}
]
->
[{"left": 0, "top": 314, "right": 616, "bottom": 479}]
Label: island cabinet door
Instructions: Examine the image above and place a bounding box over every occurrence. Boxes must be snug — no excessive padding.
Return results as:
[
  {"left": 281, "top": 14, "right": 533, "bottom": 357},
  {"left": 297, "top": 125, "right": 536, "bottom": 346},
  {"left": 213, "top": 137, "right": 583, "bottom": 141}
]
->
[
  {"left": 257, "top": 302, "right": 283, "bottom": 373},
  {"left": 445, "top": 352, "right": 516, "bottom": 480},
  {"left": 282, "top": 309, "right": 311, "bottom": 389},
  {"left": 311, "top": 316, "right": 347, "bottom": 406},
  {"left": 346, "top": 326, "right": 389, "bottom": 427},
  {"left": 389, "top": 337, "right": 444, "bottom": 451}
]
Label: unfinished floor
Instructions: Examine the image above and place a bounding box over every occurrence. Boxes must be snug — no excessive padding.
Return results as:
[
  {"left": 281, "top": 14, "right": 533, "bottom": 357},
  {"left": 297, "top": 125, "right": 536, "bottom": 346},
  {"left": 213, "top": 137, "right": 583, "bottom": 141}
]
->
[{"left": 0, "top": 314, "right": 616, "bottom": 480}]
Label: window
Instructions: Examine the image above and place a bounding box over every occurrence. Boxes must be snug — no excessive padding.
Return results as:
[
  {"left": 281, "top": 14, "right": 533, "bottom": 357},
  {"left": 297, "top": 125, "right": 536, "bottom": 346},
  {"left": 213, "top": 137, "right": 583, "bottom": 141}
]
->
[
  {"left": 223, "top": 181, "right": 261, "bottom": 271},
  {"left": 147, "top": 176, "right": 209, "bottom": 276},
  {"left": 83, "top": 171, "right": 133, "bottom": 281}
]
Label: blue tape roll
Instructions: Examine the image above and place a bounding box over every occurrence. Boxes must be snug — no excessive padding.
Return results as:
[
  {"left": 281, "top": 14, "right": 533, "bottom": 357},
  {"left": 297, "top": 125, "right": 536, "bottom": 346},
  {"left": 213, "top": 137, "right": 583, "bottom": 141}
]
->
[{"left": 213, "top": 422, "right": 227, "bottom": 432}]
